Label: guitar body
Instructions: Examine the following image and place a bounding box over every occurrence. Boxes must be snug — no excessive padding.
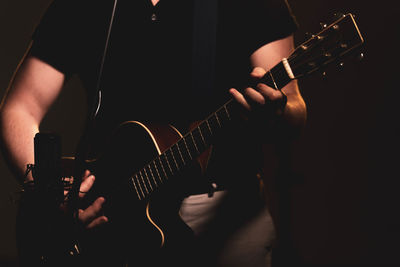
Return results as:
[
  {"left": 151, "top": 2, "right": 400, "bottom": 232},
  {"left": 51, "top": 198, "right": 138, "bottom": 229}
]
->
[{"left": 81, "top": 121, "right": 197, "bottom": 266}]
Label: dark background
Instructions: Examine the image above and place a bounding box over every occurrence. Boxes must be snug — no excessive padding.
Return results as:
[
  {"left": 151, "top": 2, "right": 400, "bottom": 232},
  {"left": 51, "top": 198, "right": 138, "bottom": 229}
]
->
[{"left": 0, "top": 0, "right": 399, "bottom": 266}]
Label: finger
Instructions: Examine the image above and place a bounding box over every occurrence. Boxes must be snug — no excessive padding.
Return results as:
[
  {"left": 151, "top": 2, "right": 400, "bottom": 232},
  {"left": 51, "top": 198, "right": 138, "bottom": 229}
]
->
[
  {"left": 82, "top": 170, "right": 91, "bottom": 180},
  {"left": 250, "top": 66, "right": 267, "bottom": 79},
  {"left": 86, "top": 216, "right": 109, "bottom": 229},
  {"left": 229, "top": 88, "right": 251, "bottom": 111},
  {"left": 78, "top": 197, "right": 105, "bottom": 223},
  {"left": 256, "top": 83, "right": 286, "bottom": 102},
  {"left": 63, "top": 176, "right": 73, "bottom": 196},
  {"left": 79, "top": 173, "right": 95, "bottom": 198},
  {"left": 243, "top": 87, "right": 266, "bottom": 106},
  {"left": 248, "top": 67, "right": 269, "bottom": 92}
]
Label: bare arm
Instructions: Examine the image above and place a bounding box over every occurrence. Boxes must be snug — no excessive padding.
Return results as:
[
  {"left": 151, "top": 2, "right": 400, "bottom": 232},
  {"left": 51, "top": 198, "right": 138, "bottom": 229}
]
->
[
  {"left": 0, "top": 51, "right": 65, "bottom": 183},
  {"left": 229, "top": 36, "right": 307, "bottom": 232},
  {"left": 0, "top": 50, "right": 107, "bottom": 228},
  {"left": 230, "top": 35, "right": 307, "bottom": 132}
]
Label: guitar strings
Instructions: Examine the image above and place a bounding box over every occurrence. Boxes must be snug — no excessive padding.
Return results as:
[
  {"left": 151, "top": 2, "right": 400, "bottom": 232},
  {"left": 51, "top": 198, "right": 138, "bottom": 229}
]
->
[{"left": 129, "top": 56, "right": 296, "bottom": 201}]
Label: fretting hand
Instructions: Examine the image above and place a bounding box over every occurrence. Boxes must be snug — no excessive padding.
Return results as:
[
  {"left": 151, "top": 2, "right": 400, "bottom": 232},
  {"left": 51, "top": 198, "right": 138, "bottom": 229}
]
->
[{"left": 229, "top": 67, "right": 287, "bottom": 118}]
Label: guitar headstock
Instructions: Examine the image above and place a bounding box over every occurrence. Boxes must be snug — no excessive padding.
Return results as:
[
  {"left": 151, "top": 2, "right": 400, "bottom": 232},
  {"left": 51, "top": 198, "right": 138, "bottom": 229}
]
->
[{"left": 289, "top": 13, "right": 364, "bottom": 78}]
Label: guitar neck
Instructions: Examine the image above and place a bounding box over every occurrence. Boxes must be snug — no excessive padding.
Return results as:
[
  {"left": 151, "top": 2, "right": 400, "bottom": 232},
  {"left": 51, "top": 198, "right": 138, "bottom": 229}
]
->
[
  {"left": 180, "top": 60, "right": 293, "bottom": 157},
  {"left": 125, "top": 13, "right": 365, "bottom": 200},
  {"left": 130, "top": 60, "right": 294, "bottom": 200}
]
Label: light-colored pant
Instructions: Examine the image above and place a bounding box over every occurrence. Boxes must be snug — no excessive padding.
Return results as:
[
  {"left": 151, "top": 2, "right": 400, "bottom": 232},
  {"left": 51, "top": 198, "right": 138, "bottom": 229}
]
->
[{"left": 180, "top": 190, "right": 276, "bottom": 267}]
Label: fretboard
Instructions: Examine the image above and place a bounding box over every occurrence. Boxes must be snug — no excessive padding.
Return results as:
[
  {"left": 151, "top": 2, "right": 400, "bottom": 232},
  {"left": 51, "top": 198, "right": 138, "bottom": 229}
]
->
[{"left": 130, "top": 60, "right": 293, "bottom": 200}]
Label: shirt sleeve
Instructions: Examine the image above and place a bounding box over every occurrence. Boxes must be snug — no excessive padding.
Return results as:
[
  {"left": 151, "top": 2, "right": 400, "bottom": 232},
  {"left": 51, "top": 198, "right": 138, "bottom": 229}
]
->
[
  {"left": 29, "top": 0, "right": 85, "bottom": 75},
  {"left": 246, "top": 0, "right": 298, "bottom": 54}
]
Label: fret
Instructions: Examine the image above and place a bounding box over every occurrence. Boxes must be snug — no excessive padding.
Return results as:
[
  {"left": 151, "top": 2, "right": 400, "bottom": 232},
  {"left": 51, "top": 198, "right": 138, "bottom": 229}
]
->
[
  {"left": 267, "top": 70, "right": 278, "bottom": 89},
  {"left": 192, "top": 127, "right": 207, "bottom": 152},
  {"left": 151, "top": 160, "right": 161, "bottom": 186},
  {"left": 213, "top": 112, "right": 222, "bottom": 127},
  {"left": 205, "top": 119, "right": 213, "bottom": 134},
  {"left": 185, "top": 133, "right": 199, "bottom": 158},
  {"left": 134, "top": 174, "right": 146, "bottom": 199},
  {"left": 169, "top": 148, "right": 181, "bottom": 171},
  {"left": 225, "top": 100, "right": 238, "bottom": 120},
  {"left": 164, "top": 150, "right": 178, "bottom": 174},
  {"left": 260, "top": 62, "right": 290, "bottom": 90},
  {"left": 189, "top": 132, "right": 200, "bottom": 154},
  {"left": 138, "top": 171, "right": 149, "bottom": 194},
  {"left": 161, "top": 153, "right": 174, "bottom": 177},
  {"left": 271, "top": 61, "right": 291, "bottom": 89},
  {"left": 143, "top": 167, "right": 153, "bottom": 192},
  {"left": 175, "top": 144, "right": 185, "bottom": 163},
  {"left": 145, "top": 165, "right": 156, "bottom": 189},
  {"left": 259, "top": 69, "right": 276, "bottom": 89},
  {"left": 171, "top": 144, "right": 185, "bottom": 168},
  {"left": 198, "top": 127, "right": 206, "bottom": 145},
  {"left": 216, "top": 107, "right": 229, "bottom": 126},
  {"left": 131, "top": 176, "right": 142, "bottom": 200},
  {"left": 177, "top": 138, "right": 192, "bottom": 162},
  {"left": 199, "top": 121, "right": 212, "bottom": 142},
  {"left": 156, "top": 156, "right": 168, "bottom": 181},
  {"left": 180, "top": 138, "right": 193, "bottom": 160},
  {"left": 208, "top": 114, "right": 221, "bottom": 134},
  {"left": 223, "top": 103, "right": 231, "bottom": 121}
]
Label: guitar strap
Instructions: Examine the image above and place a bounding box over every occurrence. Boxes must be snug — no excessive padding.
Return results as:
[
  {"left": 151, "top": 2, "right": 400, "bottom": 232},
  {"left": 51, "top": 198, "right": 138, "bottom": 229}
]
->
[
  {"left": 191, "top": 0, "right": 218, "bottom": 194},
  {"left": 71, "top": 0, "right": 218, "bottom": 216},
  {"left": 68, "top": 0, "right": 119, "bottom": 227},
  {"left": 191, "top": 0, "right": 218, "bottom": 97}
]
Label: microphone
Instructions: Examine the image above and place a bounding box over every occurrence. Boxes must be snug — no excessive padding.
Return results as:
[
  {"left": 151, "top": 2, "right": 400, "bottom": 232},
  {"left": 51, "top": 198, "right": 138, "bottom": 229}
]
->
[{"left": 33, "top": 132, "right": 63, "bottom": 207}]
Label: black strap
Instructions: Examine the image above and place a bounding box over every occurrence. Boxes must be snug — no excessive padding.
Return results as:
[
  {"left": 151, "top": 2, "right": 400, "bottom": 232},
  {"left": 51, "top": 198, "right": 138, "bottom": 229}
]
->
[
  {"left": 192, "top": 0, "right": 218, "bottom": 97},
  {"left": 191, "top": 0, "right": 218, "bottom": 195},
  {"left": 68, "top": 0, "right": 119, "bottom": 225}
]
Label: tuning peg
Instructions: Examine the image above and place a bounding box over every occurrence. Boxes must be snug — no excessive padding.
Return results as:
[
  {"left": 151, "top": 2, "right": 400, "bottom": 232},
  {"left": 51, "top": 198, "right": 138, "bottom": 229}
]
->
[
  {"left": 305, "top": 32, "right": 315, "bottom": 39},
  {"left": 333, "top": 12, "right": 346, "bottom": 19},
  {"left": 358, "top": 52, "right": 365, "bottom": 61},
  {"left": 337, "top": 62, "right": 345, "bottom": 71}
]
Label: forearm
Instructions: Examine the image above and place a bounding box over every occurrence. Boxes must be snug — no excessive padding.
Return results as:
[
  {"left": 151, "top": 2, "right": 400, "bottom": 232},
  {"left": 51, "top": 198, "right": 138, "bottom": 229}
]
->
[
  {"left": 0, "top": 55, "right": 66, "bottom": 184},
  {"left": 0, "top": 105, "right": 39, "bottom": 183},
  {"left": 248, "top": 36, "right": 307, "bottom": 137}
]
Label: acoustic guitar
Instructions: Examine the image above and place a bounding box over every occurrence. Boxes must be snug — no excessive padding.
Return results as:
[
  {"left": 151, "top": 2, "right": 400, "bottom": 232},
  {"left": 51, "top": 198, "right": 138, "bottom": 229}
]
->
[{"left": 20, "top": 13, "right": 364, "bottom": 266}]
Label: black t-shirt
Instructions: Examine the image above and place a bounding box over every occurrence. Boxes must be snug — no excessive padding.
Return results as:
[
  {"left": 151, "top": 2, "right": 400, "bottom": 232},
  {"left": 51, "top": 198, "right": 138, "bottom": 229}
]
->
[
  {"left": 31, "top": 0, "right": 297, "bottom": 120},
  {"left": 31, "top": 0, "right": 297, "bottom": 182}
]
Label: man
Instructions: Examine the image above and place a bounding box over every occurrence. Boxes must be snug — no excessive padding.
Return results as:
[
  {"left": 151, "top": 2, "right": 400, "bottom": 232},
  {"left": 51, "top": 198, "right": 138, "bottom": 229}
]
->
[{"left": 0, "top": 0, "right": 306, "bottom": 266}]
